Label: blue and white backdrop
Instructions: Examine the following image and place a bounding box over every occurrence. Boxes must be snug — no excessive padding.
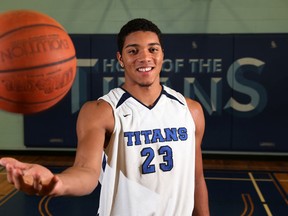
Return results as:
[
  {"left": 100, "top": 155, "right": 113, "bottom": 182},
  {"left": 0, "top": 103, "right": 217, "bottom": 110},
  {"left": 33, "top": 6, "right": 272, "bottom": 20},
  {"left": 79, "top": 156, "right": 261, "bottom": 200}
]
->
[{"left": 24, "top": 33, "right": 288, "bottom": 153}]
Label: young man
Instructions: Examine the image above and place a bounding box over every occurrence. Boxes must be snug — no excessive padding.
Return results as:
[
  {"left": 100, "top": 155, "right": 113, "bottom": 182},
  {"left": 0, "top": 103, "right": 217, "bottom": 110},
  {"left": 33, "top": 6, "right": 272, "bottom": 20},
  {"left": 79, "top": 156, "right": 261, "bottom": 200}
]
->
[{"left": 0, "top": 18, "right": 209, "bottom": 215}]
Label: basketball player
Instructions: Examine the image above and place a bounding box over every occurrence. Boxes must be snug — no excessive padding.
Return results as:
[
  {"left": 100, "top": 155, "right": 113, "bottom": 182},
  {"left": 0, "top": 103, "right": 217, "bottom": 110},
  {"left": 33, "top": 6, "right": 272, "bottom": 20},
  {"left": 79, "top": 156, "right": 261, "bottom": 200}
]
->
[{"left": 0, "top": 18, "right": 210, "bottom": 215}]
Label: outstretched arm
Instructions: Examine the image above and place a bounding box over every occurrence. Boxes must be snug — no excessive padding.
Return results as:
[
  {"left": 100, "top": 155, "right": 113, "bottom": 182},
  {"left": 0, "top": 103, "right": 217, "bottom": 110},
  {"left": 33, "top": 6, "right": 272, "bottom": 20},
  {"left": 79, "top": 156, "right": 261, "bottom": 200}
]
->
[
  {"left": 0, "top": 99, "right": 114, "bottom": 197},
  {"left": 55, "top": 100, "right": 114, "bottom": 196}
]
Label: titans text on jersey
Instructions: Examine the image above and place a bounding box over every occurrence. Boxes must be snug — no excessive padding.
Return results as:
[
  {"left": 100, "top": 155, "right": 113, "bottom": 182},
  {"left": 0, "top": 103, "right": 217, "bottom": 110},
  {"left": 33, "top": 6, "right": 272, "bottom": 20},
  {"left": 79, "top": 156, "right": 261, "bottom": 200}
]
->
[{"left": 124, "top": 127, "right": 188, "bottom": 146}]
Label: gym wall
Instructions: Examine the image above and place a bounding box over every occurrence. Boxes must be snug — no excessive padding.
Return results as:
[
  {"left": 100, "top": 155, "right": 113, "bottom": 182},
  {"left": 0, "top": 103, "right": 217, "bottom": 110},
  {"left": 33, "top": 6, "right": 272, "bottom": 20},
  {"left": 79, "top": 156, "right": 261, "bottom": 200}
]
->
[{"left": 1, "top": 0, "right": 288, "bottom": 153}]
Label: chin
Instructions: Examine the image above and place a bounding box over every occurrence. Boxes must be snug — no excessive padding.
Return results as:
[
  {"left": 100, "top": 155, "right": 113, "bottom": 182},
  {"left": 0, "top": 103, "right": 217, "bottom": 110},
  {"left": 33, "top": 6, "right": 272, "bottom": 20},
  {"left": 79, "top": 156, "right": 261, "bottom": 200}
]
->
[{"left": 139, "top": 83, "right": 153, "bottom": 87}]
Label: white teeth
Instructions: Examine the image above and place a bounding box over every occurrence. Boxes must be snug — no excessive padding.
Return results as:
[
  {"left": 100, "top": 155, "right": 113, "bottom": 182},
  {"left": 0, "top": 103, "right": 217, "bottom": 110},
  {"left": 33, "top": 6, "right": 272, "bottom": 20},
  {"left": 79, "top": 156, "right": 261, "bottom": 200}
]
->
[{"left": 138, "top": 67, "right": 152, "bottom": 72}]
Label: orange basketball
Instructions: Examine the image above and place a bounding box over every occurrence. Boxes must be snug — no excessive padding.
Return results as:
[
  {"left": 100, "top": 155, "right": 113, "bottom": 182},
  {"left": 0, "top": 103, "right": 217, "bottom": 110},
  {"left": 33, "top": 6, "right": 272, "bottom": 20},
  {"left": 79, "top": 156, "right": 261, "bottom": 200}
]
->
[{"left": 0, "top": 10, "right": 77, "bottom": 114}]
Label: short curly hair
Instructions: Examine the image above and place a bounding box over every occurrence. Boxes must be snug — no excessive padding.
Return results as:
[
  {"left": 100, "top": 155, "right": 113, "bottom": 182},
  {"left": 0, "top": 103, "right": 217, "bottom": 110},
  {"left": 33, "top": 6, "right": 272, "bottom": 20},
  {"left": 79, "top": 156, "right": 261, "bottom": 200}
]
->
[{"left": 117, "top": 18, "right": 163, "bottom": 53}]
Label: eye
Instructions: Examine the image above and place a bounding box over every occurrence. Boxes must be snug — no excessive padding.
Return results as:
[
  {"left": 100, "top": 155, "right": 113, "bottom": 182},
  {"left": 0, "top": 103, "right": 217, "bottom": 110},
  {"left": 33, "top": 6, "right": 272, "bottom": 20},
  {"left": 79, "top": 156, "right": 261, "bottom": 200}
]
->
[
  {"left": 127, "top": 48, "right": 138, "bottom": 55},
  {"left": 149, "top": 47, "right": 159, "bottom": 53}
]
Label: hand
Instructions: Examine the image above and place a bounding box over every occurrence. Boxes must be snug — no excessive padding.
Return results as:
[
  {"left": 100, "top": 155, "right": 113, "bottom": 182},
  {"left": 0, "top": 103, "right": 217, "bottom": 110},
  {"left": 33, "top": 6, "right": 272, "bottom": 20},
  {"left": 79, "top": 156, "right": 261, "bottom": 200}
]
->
[{"left": 0, "top": 157, "right": 62, "bottom": 196}]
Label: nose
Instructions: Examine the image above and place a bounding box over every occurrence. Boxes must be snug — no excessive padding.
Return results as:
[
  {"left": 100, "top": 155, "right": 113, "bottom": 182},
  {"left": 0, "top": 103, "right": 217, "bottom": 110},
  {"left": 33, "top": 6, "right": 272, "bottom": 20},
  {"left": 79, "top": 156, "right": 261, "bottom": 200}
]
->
[{"left": 138, "top": 49, "right": 152, "bottom": 63}]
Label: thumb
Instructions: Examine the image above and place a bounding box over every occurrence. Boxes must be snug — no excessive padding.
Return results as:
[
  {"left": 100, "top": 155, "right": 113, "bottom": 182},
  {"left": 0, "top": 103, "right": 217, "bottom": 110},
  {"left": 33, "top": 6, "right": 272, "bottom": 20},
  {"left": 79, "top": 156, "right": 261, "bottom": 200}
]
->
[{"left": 41, "top": 175, "right": 62, "bottom": 196}]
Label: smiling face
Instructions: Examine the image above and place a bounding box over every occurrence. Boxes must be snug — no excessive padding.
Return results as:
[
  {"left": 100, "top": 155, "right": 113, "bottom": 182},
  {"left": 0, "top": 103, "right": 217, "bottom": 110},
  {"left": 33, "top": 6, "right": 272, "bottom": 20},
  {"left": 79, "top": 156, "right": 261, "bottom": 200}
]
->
[{"left": 117, "top": 31, "right": 164, "bottom": 88}]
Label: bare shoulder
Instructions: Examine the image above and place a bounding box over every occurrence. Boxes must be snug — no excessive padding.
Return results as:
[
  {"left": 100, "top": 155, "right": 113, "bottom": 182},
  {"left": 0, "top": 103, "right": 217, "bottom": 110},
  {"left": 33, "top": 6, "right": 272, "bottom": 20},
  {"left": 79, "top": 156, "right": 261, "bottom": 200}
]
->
[
  {"left": 185, "top": 98, "right": 204, "bottom": 118},
  {"left": 77, "top": 99, "right": 114, "bottom": 133},
  {"left": 185, "top": 98, "right": 205, "bottom": 135},
  {"left": 80, "top": 99, "right": 111, "bottom": 112}
]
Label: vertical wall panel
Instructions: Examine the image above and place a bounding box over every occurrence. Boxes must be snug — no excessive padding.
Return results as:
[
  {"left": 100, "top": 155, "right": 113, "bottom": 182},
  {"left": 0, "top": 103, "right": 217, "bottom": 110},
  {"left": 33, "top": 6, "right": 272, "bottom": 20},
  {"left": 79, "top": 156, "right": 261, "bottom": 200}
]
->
[{"left": 232, "top": 34, "right": 288, "bottom": 151}]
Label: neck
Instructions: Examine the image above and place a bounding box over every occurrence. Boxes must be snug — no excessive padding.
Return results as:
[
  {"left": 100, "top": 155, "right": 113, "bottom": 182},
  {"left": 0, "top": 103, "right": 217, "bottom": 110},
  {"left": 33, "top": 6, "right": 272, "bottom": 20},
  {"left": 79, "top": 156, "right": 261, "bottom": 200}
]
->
[{"left": 122, "top": 83, "right": 162, "bottom": 107}]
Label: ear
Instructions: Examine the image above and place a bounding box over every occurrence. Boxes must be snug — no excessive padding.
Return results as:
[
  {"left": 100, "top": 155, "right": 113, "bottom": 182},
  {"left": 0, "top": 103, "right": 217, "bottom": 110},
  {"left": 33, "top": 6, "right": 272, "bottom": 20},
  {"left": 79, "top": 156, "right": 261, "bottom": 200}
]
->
[{"left": 117, "top": 52, "right": 124, "bottom": 67}]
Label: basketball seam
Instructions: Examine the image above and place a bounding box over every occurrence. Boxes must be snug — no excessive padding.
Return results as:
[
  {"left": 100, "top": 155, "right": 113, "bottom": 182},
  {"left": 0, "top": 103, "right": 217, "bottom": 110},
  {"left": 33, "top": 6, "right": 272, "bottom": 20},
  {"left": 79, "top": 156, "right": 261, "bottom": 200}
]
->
[
  {"left": 0, "top": 24, "right": 65, "bottom": 39},
  {"left": 0, "top": 55, "right": 76, "bottom": 73},
  {"left": 0, "top": 88, "right": 70, "bottom": 105}
]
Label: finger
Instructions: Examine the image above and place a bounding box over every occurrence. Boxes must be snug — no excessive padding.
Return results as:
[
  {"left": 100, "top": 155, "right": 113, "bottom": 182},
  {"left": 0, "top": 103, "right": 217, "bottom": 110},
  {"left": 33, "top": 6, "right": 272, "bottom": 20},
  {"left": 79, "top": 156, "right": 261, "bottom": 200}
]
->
[
  {"left": 0, "top": 157, "right": 10, "bottom": 166},
  {"left": 0, "top": 158, "right": 17, "bottom": 167},
  {"left": 6, "top": 164, "right": 25, "bottom": 185},
  {"left": 12, "top": 168, "right": 26, "bottom": 190},
  {"left": 0, "top": 158, "right": 4, "bottom": 166},
  {"left": 0, "top": 157, "right": 30, "bottom": 170},
  {"left": 33, "top": 174, "right": 43, "bottom": 194},
  {"left": 5, "top": 164, "right": 15, "bottom": 184},
  {"left": 13, "top": 171, "right": 40, "bottom": 195},
  {"left": 2, "top": 158, "right": 33, "bottom": 186}
]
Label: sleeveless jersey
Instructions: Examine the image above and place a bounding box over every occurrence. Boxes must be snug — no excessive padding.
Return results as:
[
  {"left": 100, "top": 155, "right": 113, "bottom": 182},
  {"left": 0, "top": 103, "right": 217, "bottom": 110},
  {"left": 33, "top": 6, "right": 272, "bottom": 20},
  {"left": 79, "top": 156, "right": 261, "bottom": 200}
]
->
[{"left": 97, "top": 85, "right": 196, "bottom": 216}]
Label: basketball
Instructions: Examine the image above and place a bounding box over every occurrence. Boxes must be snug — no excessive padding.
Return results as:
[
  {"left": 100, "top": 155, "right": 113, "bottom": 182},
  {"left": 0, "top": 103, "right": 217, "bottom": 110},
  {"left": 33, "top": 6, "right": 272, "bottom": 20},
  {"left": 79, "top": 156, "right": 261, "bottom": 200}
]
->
[{"left": 0, "top": 10, "right": 77, "bottom": 114}]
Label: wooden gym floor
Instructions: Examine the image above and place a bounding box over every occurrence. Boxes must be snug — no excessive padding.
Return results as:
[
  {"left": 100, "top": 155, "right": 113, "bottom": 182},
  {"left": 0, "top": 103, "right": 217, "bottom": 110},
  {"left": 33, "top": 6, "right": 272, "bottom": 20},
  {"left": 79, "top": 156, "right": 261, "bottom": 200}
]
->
[{"left": 0, "top": 151, "right": 288, "bottom": 215}]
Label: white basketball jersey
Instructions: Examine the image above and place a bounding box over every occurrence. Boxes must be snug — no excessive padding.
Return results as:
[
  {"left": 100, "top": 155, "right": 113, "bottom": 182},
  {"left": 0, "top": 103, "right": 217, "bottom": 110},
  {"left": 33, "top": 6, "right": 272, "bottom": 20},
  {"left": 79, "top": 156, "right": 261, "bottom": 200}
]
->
[{"left": 97, "top": 85, "right": 196, "bottom": 216}]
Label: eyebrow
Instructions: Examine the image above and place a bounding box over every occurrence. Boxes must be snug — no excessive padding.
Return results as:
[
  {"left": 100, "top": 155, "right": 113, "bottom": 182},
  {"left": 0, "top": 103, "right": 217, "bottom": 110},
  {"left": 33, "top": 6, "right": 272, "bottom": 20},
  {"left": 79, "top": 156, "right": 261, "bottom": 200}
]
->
[{"left": 124, "top": 42, "right": 161, "bottom": 49}]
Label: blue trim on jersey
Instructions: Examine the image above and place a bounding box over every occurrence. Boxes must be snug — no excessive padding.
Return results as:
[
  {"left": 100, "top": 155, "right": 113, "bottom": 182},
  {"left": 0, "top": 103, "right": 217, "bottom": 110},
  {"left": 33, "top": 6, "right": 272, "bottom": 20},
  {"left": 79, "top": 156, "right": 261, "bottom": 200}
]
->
[
  {"left": 102, "top": 154, "right": 107, "bottom": 171},
  {"left": 116, "top": 85, "right": 184, "bottom": 109},
  {"left": 116, "top": 92, "right": 131, "bottom": 108},
  {"left": 162, "top": 89, "right": 184, "bottom": 106}
]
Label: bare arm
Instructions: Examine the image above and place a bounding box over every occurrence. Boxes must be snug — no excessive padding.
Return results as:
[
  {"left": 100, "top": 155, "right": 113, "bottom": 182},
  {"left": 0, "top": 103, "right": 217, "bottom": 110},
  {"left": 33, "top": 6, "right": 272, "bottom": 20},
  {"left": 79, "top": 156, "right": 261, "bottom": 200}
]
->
[
  {"left": 0, "top": 99, "right": 114, "bottom": 197},
  {"left": 186, "top": 98, "right": 210, "bottom": 216},
  {"left": 54, "top": 100, "right": 114, "bottom": 196},
  {"left": 59, "top": 100, "right": 115, "bottom": 195}
]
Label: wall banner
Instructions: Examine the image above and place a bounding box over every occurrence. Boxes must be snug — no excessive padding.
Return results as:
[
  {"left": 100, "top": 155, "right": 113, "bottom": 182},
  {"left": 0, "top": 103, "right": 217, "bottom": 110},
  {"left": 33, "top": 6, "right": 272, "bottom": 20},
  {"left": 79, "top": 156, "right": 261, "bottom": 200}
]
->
[{"left": 24, "top": 34, "right": 288, "bottom": 152}]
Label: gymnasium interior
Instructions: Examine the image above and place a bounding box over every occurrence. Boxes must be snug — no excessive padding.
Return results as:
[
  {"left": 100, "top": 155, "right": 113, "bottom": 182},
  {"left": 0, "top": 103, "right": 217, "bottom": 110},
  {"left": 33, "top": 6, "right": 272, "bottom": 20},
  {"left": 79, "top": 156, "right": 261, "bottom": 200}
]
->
[{"left": 1, "top": 1, "right": 288, "bottom": 215}]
